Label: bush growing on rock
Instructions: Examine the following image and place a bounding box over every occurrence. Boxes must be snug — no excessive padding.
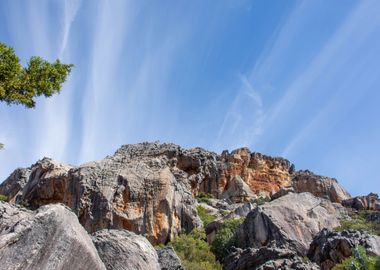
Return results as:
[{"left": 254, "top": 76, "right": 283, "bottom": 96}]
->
[
  {"left": 197, "top": 205, "right": 216, "bottom": 226},
  {"left": 196, "top": 192, "right": 214, "bottom": 204},
  {"left": 211, "top": 218, "right": 244, "bottom": 262},
  {"left": 0, "top": 194, "right": 7, "bottom": 201},
  {"left": 169, "top": 228, "right": 222, "bottom": 270},
  {"left": 335, "top": 211, "right": 380, "bottom": 236},
  {"left": 332, "top": 246, "right": 380, "bottom": 270}
]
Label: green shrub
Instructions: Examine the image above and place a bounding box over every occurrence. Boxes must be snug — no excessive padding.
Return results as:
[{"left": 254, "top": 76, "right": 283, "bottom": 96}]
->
[
  {"left": 0, "top": 195, "right": 7, "bottom": 202},
  {"left": 251, "top": 196, "right": 270, "bottom": 206},
  {"left": 196, "top": 192, "right": 214, "bottom": 204},
  {"left": 197, "top": 205, "right": 216, "bottom": 226},
  {"left": 333, "top": 246, "right": 380, "bottom": 270},
  {"left": 169, "top": 228, "right": 222, "bottom": 270},
  {"left": 211, "top": 218, "right": 244, "bottom": 262},
  {"left": 335, "top": 211, "right": 380, "bottom": 236}
]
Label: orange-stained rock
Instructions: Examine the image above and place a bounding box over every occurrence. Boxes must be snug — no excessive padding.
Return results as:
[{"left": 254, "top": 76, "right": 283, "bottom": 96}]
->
[
  {"left": 0, "top": 142, "right": 349, "bottom": 245},
  {"left": 218, "top": 148, "right": 294, "bottom": 197}
]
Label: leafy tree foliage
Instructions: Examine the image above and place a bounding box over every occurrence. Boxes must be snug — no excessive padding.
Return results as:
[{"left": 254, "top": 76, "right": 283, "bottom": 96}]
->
[
  {"left": 211, "top": 218, "right": 244, "bottom": 262},
  {"left": 169, "top": 228, "right": 222, "bottom": 270},
  {"left": 197, "top": 205, "right": 216, "bottom": 226},
  {"left": 0, "top": 42, "right": 73, "bottom": 108}
]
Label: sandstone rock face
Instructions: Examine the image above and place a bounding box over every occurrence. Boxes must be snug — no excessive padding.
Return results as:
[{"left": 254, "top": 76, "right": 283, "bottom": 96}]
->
[
  {"left": 157, "top": 247, "right": 185, "bottom": 270},
  {"left": 0, "top": 144, "right": 202, "bottom": 244},
  {"left": 308, "top": 229, "right": 380, "bottom": 270},
  {"left": 224, "top": 246, "right": 320, "bottom": 270},
  {"left": 236, "top": 192, "right": 344, "bottom": 254},
  {"left": 0, "top": 202, "right": 105, "bottom": 270},
  {"left": 221, "top": 175, "right": 256, "bottom": 203},
  {"left": 0, "top": 142, "right": 298, "bottom": 244},
  {"left": 92, "top": 229, "right": 160, "bottom": 270},
  {"left": 342, "top": 193, "right": 380, "bottom": 211},
  {"left": 291, "top": 170, "right": 351, "bottom": 203},
  {"left": 220, "top": 149, "right": 294, "bottom": 196}
]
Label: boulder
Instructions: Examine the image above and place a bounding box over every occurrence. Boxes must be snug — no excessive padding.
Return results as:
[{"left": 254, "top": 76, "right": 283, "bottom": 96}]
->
[
  {"left": 236, "top": 192, "right": 345, "bottom": 254},
  {"left": 92, "top": 229, "right": 160, "bottom": 270},
  {"left": 308, "top": 229, "right": 380, "bottom": 270},
  {"left": 291, "top": 170, "right": 351, "bottom": 203},
  {"left": 0, "top": 202, "right": 105, "bottom": 270},
  {"left": 157, "top": 247, "right": 184, "bottom": 270},
  {"left": 221, "top": 175, "right": 256, "bottom": 203},
  {"left": 224, "top": 246, "right": 320, "bottom": 270},
  {"left": 342, "top": 193, "right": 380, "bottom": 211}
]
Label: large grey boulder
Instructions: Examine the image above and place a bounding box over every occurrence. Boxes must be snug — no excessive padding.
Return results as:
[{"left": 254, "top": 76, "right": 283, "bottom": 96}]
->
[
  {"left": 291, "top": 170, "right": 351, "bottom": 203},
  {"left": 308, "top": 229, "right": 380, "bottom": 270},
  {"left": 157, "top": 247, "right": 184, "bottom": 270},
  {"left": 236, "top": 192, "right": 345, "bottom": 254},
  {"left": 92, "top": 229, "right": 160, "bottom": 270},
  {"left": 224, "top": 246, "right": 320, "bottom": 270},
  {"left": 0, "top": 202, "right": 105, "bottom": 270}
]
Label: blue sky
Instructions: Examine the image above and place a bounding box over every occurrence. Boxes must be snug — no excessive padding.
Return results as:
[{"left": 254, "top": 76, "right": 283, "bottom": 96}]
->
[{"left": 0, "top": 0, "right": 379, "bottom": 196}]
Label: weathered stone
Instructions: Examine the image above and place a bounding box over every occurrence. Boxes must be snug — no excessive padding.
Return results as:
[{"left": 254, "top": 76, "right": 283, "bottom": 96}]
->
[
  {"left": 92, "top": 229, "right": 160, "bottom": 270},
  {"left": 220, "top": 149, "right": 294, "bottom": 196},
  {"left": 157, "top": 247, "right": 184, "bottom": 270},
  {"left": 0, "top": 144, "right": 202, "bottom": 245},
  {"left": 291, "top": 170, "right": 351, "bottom": 203},
  {"left": 224, "top": 246, "right": 320, "bottom": 270},
  {"left": 308, "top": 229, "right": 380, "bottom": 270},
  {"left": 236, "top": 192, "right": 345, "bottom": 254},
  {"left": 0, "top": 202, "right": 105, "bottom": 270},
  {"left": 0, "top": 142, "right": 297, "bottom": 244},
  {"left": 342, "top": 193, "right": 380, "bottom": 211},
  {"left": 221, "top": 175, "right": 256, "bottom": 203}
]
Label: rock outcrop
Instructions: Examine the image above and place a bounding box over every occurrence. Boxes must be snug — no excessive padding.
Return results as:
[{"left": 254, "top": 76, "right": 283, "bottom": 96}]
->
[
  {"left": 308, "top": 229, "right": 380, "bottom": 270},
  {"left": 0, "top": 202, "right": 105, "bottom": 270},
  {"left": 220, "top": 149, "right": 294, "bottom": 196},
  {"left": 157, "top": 247, "right": 185, "bottom": 270},
  {"left": 342, "top": 193, "right": 380, "bottom": 211},
  {"left": 92, "top": 229, "right": 160, "bottom": 270},
  {"left": 236, "top": 192, "right": 345, "bottom": 254},
  {"left": 0, "top": 142, "right": 298, "bottom": 244},
  {"left": 224, "top": 246, "right": 320, "bottom": 270},
  {"left": 0, "top": 144, "right": 202, "bottom": 244},
  {"left": 291, "top": 170, "right": 351, "bottom": 203}
]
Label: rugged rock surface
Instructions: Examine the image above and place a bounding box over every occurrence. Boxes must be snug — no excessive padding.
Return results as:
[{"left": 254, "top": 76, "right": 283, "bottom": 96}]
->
[
  {"left": 291, "top": 170, "right": 351, "bottom": 203},
  {"left": 0, "top": 144, "right": 202, "bottom": 244},
  {"left": 0, "top": 202, "right": 105, "bottom": 270},
  {"left": 221, "top": 175, "right": 256, "bottom": 203},
  {"left": 0, "top": 142, "right": 297, "bottom": 244},
  {"left": 92, "top": 229, "right": 160, "bottom": 270},
  {"left": 220, "top": 148, "right": 294, "bottom": 196},
  {"left": 224, "top": 246, "right": 320, "bottom": 270},
  {"left": 342, "top": 193, "right": 380, "bottom": 211},
  {"left": 236, "top": 192, "right": 345, "bottom": 254},
  {"left": 157, "top": 247, "right": 184, "bottom": 270},
  {"left": 308, "top": 229, "right": 380, "bottom": 270}
]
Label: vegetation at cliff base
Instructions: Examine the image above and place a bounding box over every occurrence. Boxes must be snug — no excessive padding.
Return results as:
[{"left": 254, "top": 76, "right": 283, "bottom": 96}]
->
[
  {"left": 335, "top": 211, "right": 380, "bottom": 236},
  {"left": 0, "top": 42, "right": 73, "bottom": 108},
  {"left": 333, "top": 246, "right": 380, "bottom": 270},
  {"left": 197, "top": 205, "right": 216, "bottom": 226},
  {"left": 196, "top": 192, "right": 214, "bottom": 204},
  {"left": 169, "top": 228, "right": 222, "bottom": 270},
  {"left": 211, "top": 218, "right": 244, "bottom": 262},
  {"left": 0, "top": 195, "right": 7, "bottom": 202}
]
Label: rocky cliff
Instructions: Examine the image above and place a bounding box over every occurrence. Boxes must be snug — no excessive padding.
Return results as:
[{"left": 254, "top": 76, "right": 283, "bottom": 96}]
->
[{"left": 1, "top": 142, "right": 377, "bottom": 270}]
